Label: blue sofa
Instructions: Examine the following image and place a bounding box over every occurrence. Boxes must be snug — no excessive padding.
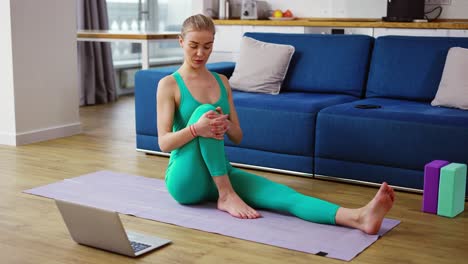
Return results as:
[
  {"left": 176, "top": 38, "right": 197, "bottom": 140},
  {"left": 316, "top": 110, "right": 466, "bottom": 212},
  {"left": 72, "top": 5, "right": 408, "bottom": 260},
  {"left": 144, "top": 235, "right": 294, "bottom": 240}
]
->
[{"left": 135, "top": 33, "right": 468, "bottom": 192}]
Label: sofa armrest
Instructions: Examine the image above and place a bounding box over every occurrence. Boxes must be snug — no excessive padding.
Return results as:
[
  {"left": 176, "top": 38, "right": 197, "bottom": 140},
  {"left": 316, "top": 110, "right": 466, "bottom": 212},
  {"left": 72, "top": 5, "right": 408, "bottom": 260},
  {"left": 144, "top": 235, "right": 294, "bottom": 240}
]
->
[{"left": 135, "top": 70, "right": 171, "bottom": 138}]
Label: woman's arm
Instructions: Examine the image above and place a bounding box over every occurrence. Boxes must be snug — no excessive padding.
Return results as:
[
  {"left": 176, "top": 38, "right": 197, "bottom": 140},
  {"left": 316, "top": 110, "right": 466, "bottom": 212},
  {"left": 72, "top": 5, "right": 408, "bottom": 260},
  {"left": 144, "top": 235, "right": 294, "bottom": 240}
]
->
[
  {"left": 219, "top": 75, "right": 243, "bottom": 145},
  {"left": 157, "top": 76, "right": 224, "bottom": 152},
  {"left": 156, "top": 76, "right": 194, "bottom": 152}
]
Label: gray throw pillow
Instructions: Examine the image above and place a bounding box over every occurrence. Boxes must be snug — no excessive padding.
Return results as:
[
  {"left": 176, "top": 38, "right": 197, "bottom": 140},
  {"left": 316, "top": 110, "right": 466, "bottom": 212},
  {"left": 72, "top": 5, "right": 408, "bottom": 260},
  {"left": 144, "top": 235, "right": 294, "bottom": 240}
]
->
[
  {"left": 431, "top": 47, "right": 468, "bottom": 110},
  {"left": 229, "top": 36, "right": 295, "bottom": 95}
]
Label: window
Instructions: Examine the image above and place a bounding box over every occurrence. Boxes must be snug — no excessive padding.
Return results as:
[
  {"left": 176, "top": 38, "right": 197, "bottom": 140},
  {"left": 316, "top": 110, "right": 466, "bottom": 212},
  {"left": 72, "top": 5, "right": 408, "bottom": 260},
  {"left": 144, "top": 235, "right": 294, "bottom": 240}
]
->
[
  {"left": 106, "top": 0, "right": 190, "bottom": 64},
  {"left": 106, "top": 0, "right": 191, "bottom": 93}
]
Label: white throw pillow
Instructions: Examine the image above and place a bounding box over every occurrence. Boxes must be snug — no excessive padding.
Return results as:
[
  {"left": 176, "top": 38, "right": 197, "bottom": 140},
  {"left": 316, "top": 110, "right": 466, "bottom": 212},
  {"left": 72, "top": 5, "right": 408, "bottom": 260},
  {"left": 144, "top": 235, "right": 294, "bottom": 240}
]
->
[
  {"left": 431, "top": 47, "right": 468, "bottom": 110},
  {"left": 229, "top": 36, "right": 295, "bottom": 95}
]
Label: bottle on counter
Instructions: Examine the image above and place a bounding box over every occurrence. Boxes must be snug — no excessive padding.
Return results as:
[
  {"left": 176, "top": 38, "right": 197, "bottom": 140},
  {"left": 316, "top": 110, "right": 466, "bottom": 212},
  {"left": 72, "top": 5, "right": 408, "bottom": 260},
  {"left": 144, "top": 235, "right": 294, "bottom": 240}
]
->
[
  {"left": 219, "top": 0, "right": 226, "bottom": 19},
  {"left": 225, "top": 0, "right": 230, "bottom": 19}
]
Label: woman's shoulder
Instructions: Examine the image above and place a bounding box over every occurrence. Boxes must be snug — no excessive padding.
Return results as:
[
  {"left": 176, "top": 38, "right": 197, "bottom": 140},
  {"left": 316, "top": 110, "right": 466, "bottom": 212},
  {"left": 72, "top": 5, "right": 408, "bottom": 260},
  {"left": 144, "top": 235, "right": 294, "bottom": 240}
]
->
[
  {"left": 214, "top": 73, "right": 232, "bottom": 93},
  {"left": 213, "top": 72, "right": 228, "bottom": 82},
  {"left": 157, "top": 75, "right": 179, "bottom": 98},
  {"left": 158, "top": 75, "right": 178, "bottom": 91},
  {"left": 158, "top": 74, "right": 177, "bottom": 87}
]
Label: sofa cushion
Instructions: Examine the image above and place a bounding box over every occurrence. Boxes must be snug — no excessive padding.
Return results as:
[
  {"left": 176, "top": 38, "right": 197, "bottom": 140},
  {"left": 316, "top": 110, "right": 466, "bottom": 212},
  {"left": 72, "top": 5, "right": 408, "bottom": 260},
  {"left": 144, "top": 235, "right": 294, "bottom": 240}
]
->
[
  {"left": 315, "top": 98, "right": 468, "bottom": 188},
  {"left": 135, "top": 62, "right": 235, "bottom": 140},
  {"left": 225, "top": 91, "right": 358, "bottom": 156},
  {"left": 229, "top": 36, "right": 295, "bottom": 94},
  {"left": 366, "top": 36, "right": 468, "bottom": 102},
  {"left": 243, "top": 32, "right": 373, "bottom": 97},
  {"left": 431, "top": 47, "right": 468, "bottom": 110}
]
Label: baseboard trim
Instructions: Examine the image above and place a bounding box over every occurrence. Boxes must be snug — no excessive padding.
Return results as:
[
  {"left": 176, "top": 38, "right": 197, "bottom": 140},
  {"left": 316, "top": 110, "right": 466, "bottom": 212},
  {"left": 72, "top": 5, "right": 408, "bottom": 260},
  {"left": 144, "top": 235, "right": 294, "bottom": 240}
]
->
[
  {"left": 137, "top": 148, "right": 170, "bottom": 157},
  {"left": 314, "top": 174, "right": 423, "bottom": 194},
  {"left": 136, "top": 148, "right": 424, "bottom": 194},
  {"left": 137, "top": 148, "right": 314, "bottom": 177},
  {"left": 229, "top": 162, "right": 313, "bottom": 177},
  {"left": 13, "top": 122, "right": 82, "bottom": 145}
]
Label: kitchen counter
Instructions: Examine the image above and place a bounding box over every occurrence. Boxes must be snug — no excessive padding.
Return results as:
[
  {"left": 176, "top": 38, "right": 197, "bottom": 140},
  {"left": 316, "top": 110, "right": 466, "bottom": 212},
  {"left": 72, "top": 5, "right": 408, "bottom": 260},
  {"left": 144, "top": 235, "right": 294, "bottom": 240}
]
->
[{"left": 213, "top": 18, "right": 468, "bottom": 30}]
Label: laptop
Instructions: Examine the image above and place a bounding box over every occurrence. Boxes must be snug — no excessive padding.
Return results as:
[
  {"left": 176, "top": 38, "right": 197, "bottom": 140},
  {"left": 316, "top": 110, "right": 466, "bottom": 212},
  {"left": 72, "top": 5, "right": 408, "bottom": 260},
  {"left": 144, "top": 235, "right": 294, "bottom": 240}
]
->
[{"left": 55, "top": 199, "right": 171, "bottom": 257}]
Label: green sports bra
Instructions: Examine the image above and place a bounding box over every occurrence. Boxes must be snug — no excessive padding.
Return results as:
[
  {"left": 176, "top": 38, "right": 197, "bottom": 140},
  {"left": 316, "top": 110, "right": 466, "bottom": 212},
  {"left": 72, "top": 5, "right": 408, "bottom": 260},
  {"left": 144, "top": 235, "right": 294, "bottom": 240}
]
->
[{"left": 171, "top": 71, "right": 231, "bottom": 133}]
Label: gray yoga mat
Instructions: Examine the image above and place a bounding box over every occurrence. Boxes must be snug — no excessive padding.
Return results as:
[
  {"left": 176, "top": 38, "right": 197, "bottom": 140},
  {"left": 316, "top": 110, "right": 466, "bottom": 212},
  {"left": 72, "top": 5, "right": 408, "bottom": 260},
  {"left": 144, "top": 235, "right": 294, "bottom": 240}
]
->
[{"left": 24, "top": 170, "right": 400, "bottom": 261}]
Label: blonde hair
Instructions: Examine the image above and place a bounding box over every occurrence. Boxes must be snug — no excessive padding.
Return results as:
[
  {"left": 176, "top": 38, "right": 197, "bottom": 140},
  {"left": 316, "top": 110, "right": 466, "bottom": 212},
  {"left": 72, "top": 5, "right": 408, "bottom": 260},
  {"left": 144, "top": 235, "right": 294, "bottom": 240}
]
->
[{"left": 180, "top": 14, "right": 215, "bottom": 38}]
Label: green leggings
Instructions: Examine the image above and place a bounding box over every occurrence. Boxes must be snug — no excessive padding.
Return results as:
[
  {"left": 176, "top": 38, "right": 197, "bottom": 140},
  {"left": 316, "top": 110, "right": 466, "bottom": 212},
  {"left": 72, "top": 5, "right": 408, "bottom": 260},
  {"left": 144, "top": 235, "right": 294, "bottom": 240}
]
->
[{"left": 165, "top": 104, "right": 340, "bottom": 225}]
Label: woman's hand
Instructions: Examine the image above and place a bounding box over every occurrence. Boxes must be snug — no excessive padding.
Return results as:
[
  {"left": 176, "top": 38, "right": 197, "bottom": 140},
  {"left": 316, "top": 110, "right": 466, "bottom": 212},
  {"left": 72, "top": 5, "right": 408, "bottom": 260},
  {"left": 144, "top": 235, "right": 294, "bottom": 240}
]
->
[
  {"left": 194, "top": 109, "right": 229, "bottom": 140},
  {"left": 213, "top": 107, "right": 231, "bottom": 138}
]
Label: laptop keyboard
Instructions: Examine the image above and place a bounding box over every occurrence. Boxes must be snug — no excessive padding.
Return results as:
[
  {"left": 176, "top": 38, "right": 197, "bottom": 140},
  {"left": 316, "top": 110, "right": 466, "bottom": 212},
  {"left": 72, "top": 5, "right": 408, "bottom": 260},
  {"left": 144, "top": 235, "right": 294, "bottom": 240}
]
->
[{"left": 130, "top": 241, "right": 151, "bottom": 252}]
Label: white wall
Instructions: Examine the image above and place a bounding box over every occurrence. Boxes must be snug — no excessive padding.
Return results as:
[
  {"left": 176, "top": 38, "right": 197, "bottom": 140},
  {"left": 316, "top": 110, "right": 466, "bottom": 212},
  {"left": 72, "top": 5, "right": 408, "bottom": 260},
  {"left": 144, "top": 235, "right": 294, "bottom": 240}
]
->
[
  {"left": 0, "top": 0, "right": 81, "bottom": 146},
  {"left": 0, "top": 1, "right": 16, "bottom": 145},
  {"left": 434, "top": 0, "right": 468, "bottom": 19},
  {"left": 195, "top": 0, "right": 468, "bottom": 19}
]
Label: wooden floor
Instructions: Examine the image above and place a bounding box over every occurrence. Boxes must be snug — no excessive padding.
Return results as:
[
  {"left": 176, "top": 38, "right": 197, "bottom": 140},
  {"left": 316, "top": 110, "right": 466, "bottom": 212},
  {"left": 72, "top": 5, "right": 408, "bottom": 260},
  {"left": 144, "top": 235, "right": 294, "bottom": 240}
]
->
[{"left": 2, "top": 95, "right": 467, "bottom": 264}]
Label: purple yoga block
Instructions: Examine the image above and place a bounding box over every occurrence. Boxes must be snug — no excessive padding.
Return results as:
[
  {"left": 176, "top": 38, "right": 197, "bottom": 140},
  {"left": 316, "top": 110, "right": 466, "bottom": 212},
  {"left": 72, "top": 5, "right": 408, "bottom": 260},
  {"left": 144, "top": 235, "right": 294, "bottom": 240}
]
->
[{"left": 422, "top": 160, "right": 450, "bottom": 214}]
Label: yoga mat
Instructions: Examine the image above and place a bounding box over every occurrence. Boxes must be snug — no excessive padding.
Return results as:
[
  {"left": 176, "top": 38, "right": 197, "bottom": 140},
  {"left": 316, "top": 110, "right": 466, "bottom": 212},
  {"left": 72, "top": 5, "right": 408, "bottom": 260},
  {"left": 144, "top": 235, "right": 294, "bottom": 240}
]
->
[{"left": 24, "top": 171, "right": 399, "bottom": 261}]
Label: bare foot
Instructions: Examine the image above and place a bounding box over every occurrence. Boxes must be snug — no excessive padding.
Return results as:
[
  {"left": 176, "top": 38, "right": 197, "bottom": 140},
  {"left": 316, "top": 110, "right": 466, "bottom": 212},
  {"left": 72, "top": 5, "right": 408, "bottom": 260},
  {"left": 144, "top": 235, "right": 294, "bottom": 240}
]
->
[
  {"left": 357, "top": 182, "right": 395, "bottom": 234},
  {"left": 217, "top": 192, "right": 261, "bottom": 219}
]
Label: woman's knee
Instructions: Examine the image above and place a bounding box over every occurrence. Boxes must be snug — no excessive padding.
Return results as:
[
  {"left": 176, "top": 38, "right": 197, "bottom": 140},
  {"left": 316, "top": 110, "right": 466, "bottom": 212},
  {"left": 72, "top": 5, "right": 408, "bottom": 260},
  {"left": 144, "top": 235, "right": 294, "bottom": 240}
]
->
[
  {"left": 188, "top": 104, "right": 217, "bottom": 126},
  {"left": 196, "top": 104, "right": 216, "bottom": 113}
]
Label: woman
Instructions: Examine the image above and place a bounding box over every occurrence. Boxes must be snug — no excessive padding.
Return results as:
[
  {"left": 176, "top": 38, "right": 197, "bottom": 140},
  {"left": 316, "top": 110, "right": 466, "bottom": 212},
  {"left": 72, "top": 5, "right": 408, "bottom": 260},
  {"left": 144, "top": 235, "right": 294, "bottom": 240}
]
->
[{"left": 157, "top": 14, "right": 395, "bottom": 235}]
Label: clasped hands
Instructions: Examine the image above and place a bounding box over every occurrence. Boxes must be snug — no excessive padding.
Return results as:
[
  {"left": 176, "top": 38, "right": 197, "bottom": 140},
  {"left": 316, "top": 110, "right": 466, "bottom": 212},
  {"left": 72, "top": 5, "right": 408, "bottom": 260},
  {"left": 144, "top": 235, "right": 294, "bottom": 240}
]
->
[{"left": 194, "top": 107, "right": 230, "bottom": 140}]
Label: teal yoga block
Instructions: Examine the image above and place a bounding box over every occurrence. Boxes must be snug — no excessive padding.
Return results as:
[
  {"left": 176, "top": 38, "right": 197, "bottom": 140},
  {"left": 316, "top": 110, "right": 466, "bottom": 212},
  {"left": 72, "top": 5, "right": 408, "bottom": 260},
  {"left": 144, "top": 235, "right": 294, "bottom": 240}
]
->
[{"left": 437, "top": 163, "right": 467, "bottom": 218}]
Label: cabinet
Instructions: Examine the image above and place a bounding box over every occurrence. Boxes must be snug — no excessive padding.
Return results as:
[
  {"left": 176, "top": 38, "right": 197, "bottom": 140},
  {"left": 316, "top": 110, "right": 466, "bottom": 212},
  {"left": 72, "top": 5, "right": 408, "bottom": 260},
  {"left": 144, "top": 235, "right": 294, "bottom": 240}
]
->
[
  {"left": 447, "top": 30, "right": 468, "bottom": 37},
  {"left": 373, "top": 28, "right": 449, "bottom": 37},
  {"left": 210, "top": 25, "right": 243, "bottom": 63},
  {"left": 213, "top": 25, "right": 243, "bottom": 53},
  {"left": 305, "top": 27, "right": 374, "bottom": 36}
]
